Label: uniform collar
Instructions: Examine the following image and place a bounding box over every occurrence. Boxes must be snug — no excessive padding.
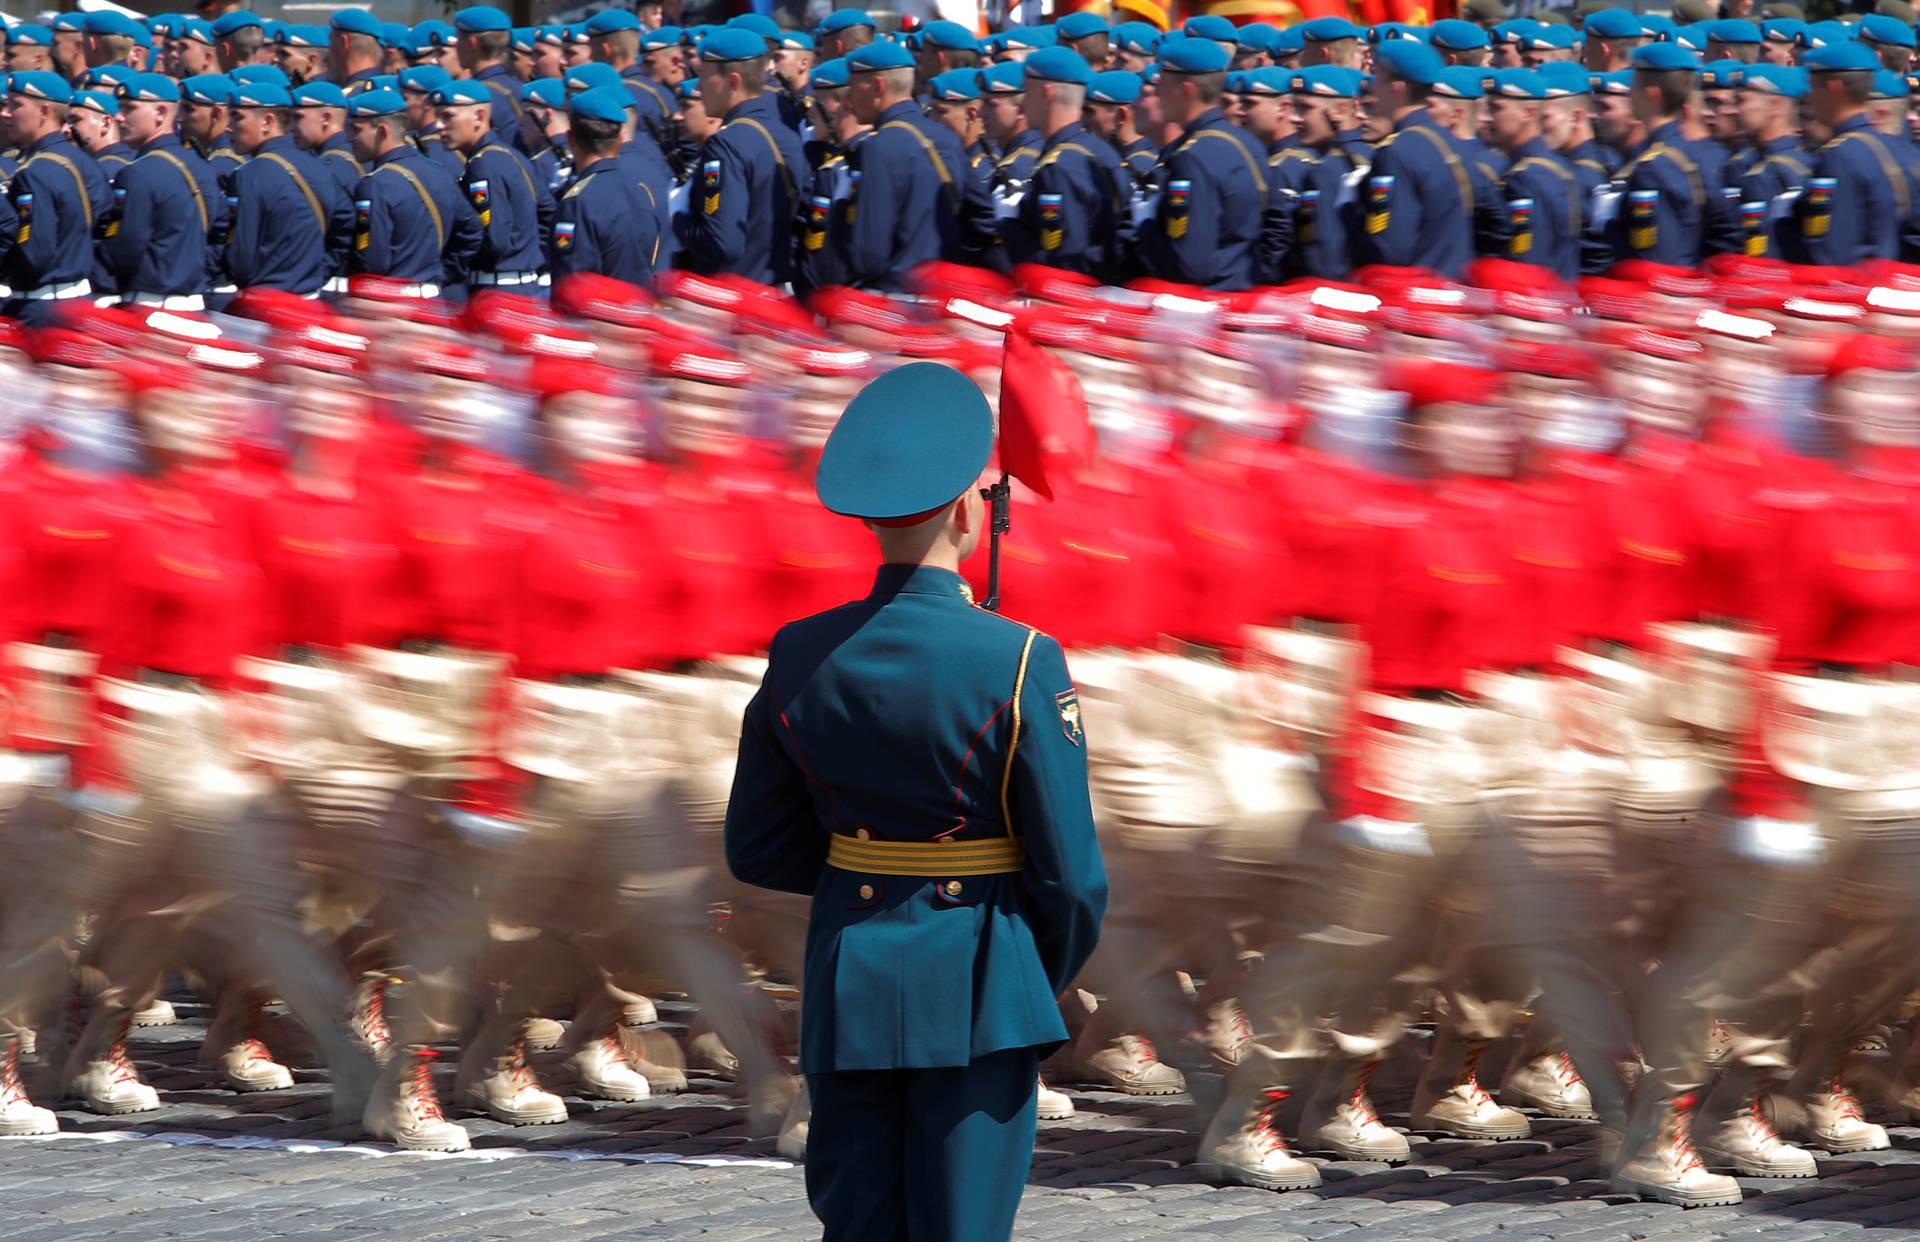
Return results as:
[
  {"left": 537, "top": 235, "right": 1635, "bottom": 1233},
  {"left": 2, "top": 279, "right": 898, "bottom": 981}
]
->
[
  {"left": 1187, "top": 108, "right": 1226, "bottom": 134},
  {"left": 258, "top": 134, "right": 297, "bottom": 156},
  {"left": 1650, "top": 118, "right": 1686, "bottom": 146},
  {"left": 377, "top": 144, "right": 420, "bottom": 166},
  {"left": 141, "top": 132, "right": 183, "bottom": 153},
  {"left": 24, "top": 132, "right": 70, "bottom": 156},
  {"left": 1515, "top": 136, "right": 1555, "bottom": 161},
  {"left": 1761, "top": 133, "right": 1801, "bottom": 154},
  {"left": 879, "top": 99, "right": 921, "bottom": 124},
  {"left": 1042, "top": 120, "right": 1087, "bottom": 151},
  {"left": 1398, "top": 107, "right": 1444, "bottom": 135},
  {"left": 1833, "top": 113, "right": 1875, "bottom": 137},
  {"left": 869, "top": 563, "right": 972, "bottom": 602},
  {"left": 723, "top": 94, "right": 772, "bottom": 125}
]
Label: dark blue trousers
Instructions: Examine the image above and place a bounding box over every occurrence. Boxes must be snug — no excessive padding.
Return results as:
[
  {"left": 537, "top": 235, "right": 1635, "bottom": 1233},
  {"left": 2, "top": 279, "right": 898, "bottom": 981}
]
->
[{"left": 805, "top": 1044, "right": 1040, "bottom": 1241}]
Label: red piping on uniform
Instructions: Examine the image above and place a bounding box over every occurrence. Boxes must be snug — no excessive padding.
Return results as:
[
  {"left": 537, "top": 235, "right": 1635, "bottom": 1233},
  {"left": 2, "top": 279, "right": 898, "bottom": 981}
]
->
[
  {"left": 942, "top": 699, "right": 1012, "bottom": 837},
  {"left": 777, "top": 705, "right": 853, "bottom": 832}
]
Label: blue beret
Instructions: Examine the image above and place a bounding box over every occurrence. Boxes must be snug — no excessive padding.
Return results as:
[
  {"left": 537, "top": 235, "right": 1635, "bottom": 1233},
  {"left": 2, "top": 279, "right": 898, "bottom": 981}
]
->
[
  {"left": 1086, "top": 69, "right": 1143, "bottom": 104},
  {"left": 84, "top": 11, "right": 142, "bottom": 38},
  {"left": 1797, "top": 20, "right": 1858, "bottom": 49},
  {"left": 1292, "top": 64, "right": 1362, "bottom": 97},
  {"left": 677, "top": 77, "right": 702, "bottom": 102},
  {"left": 146, "top": 15, "right": 183, "bottom": 38},
  {"left": 1141, "top": 62, "right": 1162, "bottom": 83},
  {"left": 1709, "top": 18, "right": 1760, "bottom": 44},
  {"left": 817, "top": 9, "right": 876, "bottom": 33},
  {"left": 1300, "top": 15, "right": 1363, "bottom": 42},
  {"left": 1111, "top": 20, "right": 1161, "bottom": 53},
  {"left": 1536, "top": 61, "right": 1592, "bottom": 95},
  {"left": 1237, "top": 23, "right": 1282, "bottom": 52},
  {"left": 564, "top": 21, "right": 594, "bottom": 44},
  {"left": 1025, "top": 45, "right": 1093, "bottom": 85},
  {"left": 921, "top": 20, "right": 977, "bottom": 51},
  {"left": 847, "top": 41, "right": 914, "bottom": 71},
  {"left": 1762, "top": 18, "right": 1805, "bottom": 43},
  {"left": 533, "top": 25, "right": 566, "bottom": 46},
  {"left": 520, "top": 77, "right": 566, "bottom": 107},
  {"left": 231, "top": 81, "right": 292, "bottom": 108},
  {"left": 1429, "top": 18, "right": 1491, "bottom": 50},
  {"left": 780, "top": 30, "right": 813, "bottom": 50},
  {"left": 8, "top": 24, "right": 51, "bottom": 47},
  {"left": 83, "top": 65, "right": 135, "bottom": 88},
  {"left": 563, "top": 62, "right": 621, "bottom": 93},
  {"left": 811, "top": 57, "right": 850, "bottom": 88},
  {"left": 411, "top": 19, "right": 455, "bottom": 49},
  {"left": 1861, "top": 13, "right": 1917, "bottom": 48},
  {"left": 1368, "top": 22, "right": 1423, "bottom": 45},
  {"left": 260, "top": 20, "right": 284, "bottom": 43},
  {"left": 1524, "top": 24, "right": 1577, "bottom": 50},
  {"left": 816, "top": 363, "right": 993, "bottom": 522},
  {"left": 1583, "top": 8, "right": 1645, "bottom": 39},
  {"left": 1803, "top": 40, "right": 1879, "bottom": 71},
  {"left": 376, "top": 22, "right": 409, "bottom": 50},
  {"left": 70, "top": 89, "right": 118, "bottom": 115},
  {"left": 1224, "top": 69, "right": 1249, "bottom": 92},
  {"left": 1258, "top": 66, "right": 1305, "bottom": 94},
  {"left": 368, "top": 75, "right": 399, "bottom": 91},
  {"left": 398, "top": 65, "right": 453, "bottom": 94},
  {"left": 208, "top": 11, "right": 260, "bottom": 38},
  {"left": 1488, "top": 67, "right": 1549, "bottom": 99},
  {"left": 511, "top": 26, "right": 537, "bottom": 52},
  {"left": 1590, "top": 68, "right": 1633, "bottom": 94},
  {"left": 281, "top": 23, "right": 326, "bottom": 48},
  {"left": 51, "top": 11, "right": 84, "bottom": 33},
  {"left": 330, "top": 9, "right": 380, "bottom": 37},
  {"left": 929, "top": 69, "right": 980, "bottom": 101},
  {"left": 1637, "top": 13, "right": 1676, "bottom": 39},
  {"left": 433, "top": 79, "right": 492, "bottom": 106},
  {"left": 979, "top": 60, "right": 1026, "bottom": 92},
  {"left": 292, "top": 81, "right": 349, "bottom": 108},
  {"left": 1159, "top": 37, "right": 1230, "bottom": 73},
  {"left": 1057, "top": 11, "right": 1109, "bottom": 40},
  {"left": 1002, "top": 25, "right": 1051, "bottom": 49},
  {"left": 1491, "top": 18, "right": 1536, "bottom": 44},
  {"left": 1701, "top": 58, "right": 1745, "bottom": 87},
  {"left": 1738, "top": 62, "right": 1806, "bottom": 98},
  {"left": 346, "top": 87, "right": 404, "bottom": 117},
  {"left": 121, "top": 72, "right": 182, "bottom": 103},
  {"left": 584, "top": 10, "right": 639, "bottom": 35},
  {"left": 641, "top": 25, "right": 681, "bottom": 50},
  {"left": 1632, "top": 42, "right": 1701, "bottom": 70},
  {"left": 454, "top": 7, "right": 511, "bottom": 34},
  {"left": 700, "top": 27, "right": 766, "bottom": 63},
  {"left": 1671, "top": 25, "right": 1708, "bottom": 52},
  {"left": 1371, "top": 38, "right": 1444, "bottom": 84},
  {"left": 1182, "top": 14, "right": 1238, "bottom": 41},
  {"left": 1431, "top": 64, "right": 1485, "bottom": 98},
  {"left": 726, "top": 13, "right": 781, "bottom": 41},
  {"left": 568, "top": 84, "right": 629, "bottom": 123},
  {"left": 180, "top": 73, "right": 234, "bottom": 104},
  {"left": 1872, "top": 67, "right": 1911, "bottom": 97}
]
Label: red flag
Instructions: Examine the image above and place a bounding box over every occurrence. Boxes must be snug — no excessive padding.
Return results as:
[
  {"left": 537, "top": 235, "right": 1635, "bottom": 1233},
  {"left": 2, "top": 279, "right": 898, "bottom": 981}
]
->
[{"left": 997, "top": 326, "right": 1093, "bottom": 502}]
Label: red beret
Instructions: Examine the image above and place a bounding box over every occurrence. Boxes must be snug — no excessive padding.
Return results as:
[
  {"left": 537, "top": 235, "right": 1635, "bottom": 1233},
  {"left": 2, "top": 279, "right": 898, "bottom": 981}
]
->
[
  {"left": 808, "top": 286, "right": 912, "bottom": 335},
  {"left": 1012, "top": 263, "right": 1102, "bottom": 305},
  {"left": 121, "top": 359, "right": 200, "bottom": 396},
  {"left": 794, "top": 345, "right": 873, "bottom": 377},
  {"left": 415, "top": 342, "right": 489, "bottom": 381},
  {"left": 1595, "top": 324, "right": 1703, "bottom": 362},
  {"left": 551, "top": 273, "right": 655, "bottom": 327},
  {"left": 906, "top": 261, "right": 1016, "bottom": 303},
  {"left": 1465, "top": 257, "right": 1571, "bottom": 298},
  {"left": 650, "top": 339, "right": 750, "bottom": 385},
  {"left": 529, "top": 356, "right": 626, "bottom": 401},
  {"left": 1609, "top": 260, "right": 1714, "bottom": 298},
  {"left": 1387, "top": 358, "right": 1502, "bottom": 411},
  {"left": 1498, "top": 340, "right": 1596, "bottom": 379},
  {"left": 1824, "top": 333, "right": 1917, "bottom": 379},
  {"left": 28, "top": 329, "right": 118, "bottom": 368}
]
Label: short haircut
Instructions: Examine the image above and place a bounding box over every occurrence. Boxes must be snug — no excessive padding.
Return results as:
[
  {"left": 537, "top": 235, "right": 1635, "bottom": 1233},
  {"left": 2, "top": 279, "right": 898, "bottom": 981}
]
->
[
  {"left": 471, "top": 29, "right": 509, "bottom": 59},
  {"left": 840, "top": 25, "right": 875, "bottom": 51},
  {"left": 1637, "top": 67, "right": 1695, "bottom": 114},
  {"left": 602, "top": 29, "right": 639, "bottom": 57},
  {"left": 1168, "top": 68, "right": 1226, "bottom": 103},
  {"left": 222, "top": 27, "right": 266, "bottom": 59},
  {"left": 1829, "top": 68, "right": 1874, "bottom": 106},
  {"left": 571, "top": 111, "right": 623, "bottom": 153},
  {"left": 726, "top": 57, "right": 767, "bottom": 92},
  {"left": 342, "top": 31, "right": 378, "bottom": 59},
  {"left": 942, "top": 48, "right": 981, "bottom": 69}
]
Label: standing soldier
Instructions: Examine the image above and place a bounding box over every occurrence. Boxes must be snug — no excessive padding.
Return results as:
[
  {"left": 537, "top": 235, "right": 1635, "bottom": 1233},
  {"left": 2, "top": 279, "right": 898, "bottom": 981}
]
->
[
  {"left": 454, "top": 7, "right": 526, "bottom": 143},
  {"left": 1141, "top": 39, "right": 1267, "bottom": 291},
  {"left": 837, "top": 41, "right": 965, "bottom": 290},
  {"left": 1, "top": 72, "right": 107, "bottom": 323},
  {"left": 1786, "top": 42, "right": 1913, "bottom": 263},
  {"left": 1009, "top": 47, "right": 1120, "bottom": 280},
  {"left": 223, "top": 80, "right": 353, "bottom": 296},
  {"left": 100, "top": 73, "right": 218, "bottom": 310},
  {"left": 549, "top": 87, "right": 662, "bottom": 285},
  {"left": 1489, "top": 68, "right": 1581, "bottom": 282},
  {"left": 438, "top": 79, "right": 551, "bottom": 292},
  {"left": 292, "top": 81, "right": 364, "bottom": 200},
  {"left": 1355, "top": 41, "right": 1475, "bottom": 276},
  {"left": 346, "top": 87, "right": 481, "bottom": 296},
  {"left": 680, "top": 28, "right": 810, "bottom": 288},
  {"left": 726, "top": 363, "right": 1106, "bottom": 1242}
]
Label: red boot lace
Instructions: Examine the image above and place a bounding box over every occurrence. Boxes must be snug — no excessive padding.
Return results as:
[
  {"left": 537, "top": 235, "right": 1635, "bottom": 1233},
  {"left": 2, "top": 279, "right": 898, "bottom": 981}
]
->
[
  {"left": 1667, "top": 1092, "right": 1707, "bottom": 1172},
  {"left": 2, "top": 1041, "right": 23, "bottom": 1105},
  {"left": 1747, "top": 1094, "right": 1785, "bottom": 1147},
  {"left": 599, "top": 1035, "right": 631, "bottom": 1069},
  {"left": 510, "top": 1041, "right": 541, "bottom": 1094},
  {"left": 1457, "top": 1043, "right": 1494, "bottom": 1106},
  {"left": 411, "top": 1050, "right": 445, "bottom": 1121},
  {"left": 1131, "top": 1036, "right": 1163, "bottom": 1066},
  {"left": 1827, "top": 1078, "right": 1865, "bottom": 1120},
  {"left": 1250, "top": 1087, "right": 1292, "bottom": 1155},
  {"left": 363, "top": 979, "right": 392, "bottom": 1045},
  {"left": 108, "top": 1036, "right": 141, "bottom": 1087},
  {"left": 1350, "top": 1061, "right": 1381, "bottom": 1126}
]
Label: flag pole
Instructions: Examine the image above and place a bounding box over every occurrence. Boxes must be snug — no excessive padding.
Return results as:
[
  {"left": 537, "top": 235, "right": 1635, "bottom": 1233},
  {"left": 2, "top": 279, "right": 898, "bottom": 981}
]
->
[{"left": 981, "top": 472, "right": 1011, "bottom": 613}]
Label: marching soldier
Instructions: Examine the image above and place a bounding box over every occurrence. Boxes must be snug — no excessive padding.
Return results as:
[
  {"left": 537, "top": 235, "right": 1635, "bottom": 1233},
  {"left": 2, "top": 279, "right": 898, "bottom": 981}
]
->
[
  {"left": 1140, "top": 39, "right": 1266, "bottom": 290},
  {"left": 1355, "top": 42, "right": 1475, "bottom": 278},
  {"left": 1732, "top": 63, "right": 1810, "bottom": 259},
  {"left": 70, "top": 91, "right": 135, "bottom": 177},
  {"left": 679, "top": 28, "right": 811, "bottom": 289},
  {"left": 100, "top": 73, "right": 220, "bottom": 310},
  {"left": 345, "top": 87, "right": 482, "bottom": 295},
  {"left": 1610, "top": 45, "right": 1725, "bottom": 266},
  {"left": 1291, "top": 66, "right": 1367, "bottom": 279},
  {"left": 329, "top": 8, "right": 387, "bottom": 95},
  {"left": 550, "top": 87, "right": 663, "bottom": 285},
  {"left": 1489, "top": 69, "right": 1582, "bottom": 281},
  {"left": 836, "top": 41, "right": 966, "bottom": 290},
  {"left": 180, "top": 73, "right": 248, "bottom": 176},
  {"left": 726, "top": 362, "right": 1106, "bottom": 1242},
  {"left": 1786, "top": 42, "right": 1914, "bottom": 263},
  {"left": 1, "top": 72, "right": 109, "bottom": 323},
  {"left": 223, "top": 79, "right": 353, "bottom": 296},
  {"left": 438, "top": 80, "right": 551, "bottom": 292},
  {"left": 398, "top": 66, "right": 463, "bottom": 175},
  {"left": 453, "top": 7, "right": 526, "bottom": 144},
  {"left": 1007, "top": 47, "right": 1120, "bottom": 280},
  {"left": 292, "top": 81, "right": 364, "bottom": 200}
]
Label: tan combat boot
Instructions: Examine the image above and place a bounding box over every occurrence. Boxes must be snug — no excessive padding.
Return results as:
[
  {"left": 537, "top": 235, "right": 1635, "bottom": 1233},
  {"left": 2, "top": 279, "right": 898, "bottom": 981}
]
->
[
  {"left": 463, "top": 1038, "right": 566, "bottom": 1126},
  {"left": 562, "top": 1033, "right": 653, "bottom": 1103},
  {"left": 198, "top": 994, "right": 293, "bottom": 1093},
  {"left": 1037, "top": 1077, "right": 1075, "bottom": 1122},
  {"left": 1078, "top": 1034, "right": 1187, "bottom": 1096},
  {"left": 776, "top": 1079, "right": 810, "bottom": 1160},
  {"left": 1305, "top": 1058, "right": 1410, "bottom": 1164},
  {"left": 1806, "top": 1077, "right": 1890, "bottom": 1153},
  {"left": 522, "top": 1017, "right": 566, "bottom": 1054},
  {"left": 1503, "top": 1050, "right": 1598, "bottom": 1121},
  {"left": 364, "top": 1046, "right": 471, "bottom": 1151},
  {"left": 1196, "top": 1087, "right": 1323, "bottom": 1191},
  {"left": 1197, "top": 999, "right": 1253, "bottom": 1073},
  {"left": 1412, "top": 1038, "right": 1530, "bottom": 1140},
  {"left": 130, "top": 998, "right": 177, "bottom": 1028},
  {"left": 1612, "top": 1092, "right": 1743, "bottom": 1207},
  {"left": 350, "top": 972, "right": 397, "bottom": 1064},
  {"left": 684, "top": 1012, "right": 739, "bottom": 1081},
  {"left": 0, "top": 1036, "right": 56, "bottom": 1135},
  {"left": 66, "top": 1012, "right": 160, "bottom": 1115}
]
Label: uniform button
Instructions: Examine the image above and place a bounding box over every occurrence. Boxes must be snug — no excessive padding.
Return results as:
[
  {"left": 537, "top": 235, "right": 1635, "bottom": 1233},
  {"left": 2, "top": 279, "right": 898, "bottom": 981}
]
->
[
  {"left": 858, "top": 884, "right": 874, "bottom": 901},
  {"left": 944, "top": 880, "right": 963, "bottom": 898},
  {"left": 855, "top": 829, "right": 871, "bottom": 841}
]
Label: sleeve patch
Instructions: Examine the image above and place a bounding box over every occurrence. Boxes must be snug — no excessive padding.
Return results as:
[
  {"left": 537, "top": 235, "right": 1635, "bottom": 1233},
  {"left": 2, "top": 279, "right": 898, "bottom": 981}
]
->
[{"left": 1056, "top": 690, "right": 1083, "bottom": 746}]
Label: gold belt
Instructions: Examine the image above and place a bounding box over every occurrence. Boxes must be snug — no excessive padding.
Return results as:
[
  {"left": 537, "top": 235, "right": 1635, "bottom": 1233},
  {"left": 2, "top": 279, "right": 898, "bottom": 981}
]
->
[{"left": 826, "top": 835, "right": 1025, "bottom": 877}]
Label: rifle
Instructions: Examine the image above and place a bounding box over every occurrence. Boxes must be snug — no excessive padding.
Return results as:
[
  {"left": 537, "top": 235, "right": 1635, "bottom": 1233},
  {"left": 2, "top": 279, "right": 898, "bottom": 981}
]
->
[{"left": 979, "top": 472, "right": 1011, "bottom": 613}]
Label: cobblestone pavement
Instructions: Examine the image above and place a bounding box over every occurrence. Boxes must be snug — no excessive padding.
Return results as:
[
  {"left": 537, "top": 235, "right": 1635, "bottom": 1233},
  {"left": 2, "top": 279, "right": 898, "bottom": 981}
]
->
[{"left": 9, "top": 1000, "right": 1920, "bottom": 1239}]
